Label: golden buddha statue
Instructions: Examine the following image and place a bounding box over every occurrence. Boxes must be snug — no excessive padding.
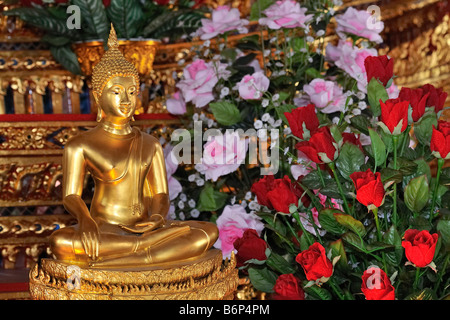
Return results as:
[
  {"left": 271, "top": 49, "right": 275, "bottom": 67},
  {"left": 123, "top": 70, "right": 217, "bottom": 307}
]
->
[{"left": 49, "top": 25, "right": 218, "bottom": 268}]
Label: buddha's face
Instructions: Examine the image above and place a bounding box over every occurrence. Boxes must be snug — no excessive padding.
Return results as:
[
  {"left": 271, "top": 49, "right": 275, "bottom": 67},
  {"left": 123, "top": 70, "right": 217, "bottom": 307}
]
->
[{"left": 96, "top": 76, "right": 137, "bottom": 122}]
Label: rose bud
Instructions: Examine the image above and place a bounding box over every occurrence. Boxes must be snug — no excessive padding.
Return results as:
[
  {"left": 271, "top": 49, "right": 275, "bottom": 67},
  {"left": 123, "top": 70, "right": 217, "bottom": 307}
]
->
[
  {"left": 430, "top": 120, "right": 450, "bottom": 160},
  {"left": 296, "top": 242, "right": 333, "bottom": 282},
  {"left": 233, "top": 229, "right": 268, "bottom": 267},
  {"left": 350, "top": 168, "right": 386, "bottom": 210},
  {"left": 284, "top": 104, "right": 320, "bottom": 140},
  {"left": 379, "top": 98, "right": 410, "bottom": 135},
  {"left": 295, "top": 126, "right": 339, "bottom": 164},
  {"left": 361, "top": 266, "right": 395, "bottom": 300},
  {"left": 364, "top": 55, "right": 394, "bottom": 87},
  {"left": 402, "top": 229, "right": 438, "bottom": 269},
  {"left": 273, "top": 274, "right": 305, "bottom": 300}
]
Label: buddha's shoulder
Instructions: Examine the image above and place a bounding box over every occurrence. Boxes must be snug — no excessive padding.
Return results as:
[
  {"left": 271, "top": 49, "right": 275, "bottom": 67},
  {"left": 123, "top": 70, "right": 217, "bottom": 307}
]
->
[
  {"left": 140, "top": 131, "right": 163, "bottom": 152},
  {"left": 64, "top": 128, "right": 98, "bottom": 148}
]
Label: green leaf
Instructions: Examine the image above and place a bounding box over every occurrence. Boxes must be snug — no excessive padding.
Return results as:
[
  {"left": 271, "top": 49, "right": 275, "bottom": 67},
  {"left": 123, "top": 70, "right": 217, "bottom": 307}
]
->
[
  {"left": 414, "top": 112, "right": 438, "bottom": 146},
  {"left": 388, "top": 157, "right": 418, "bottom": 176},
  {"left": 318, "top": 209, "right": 346, "bottom": 235},
  {"left": 380, "top": 168, "right": 403, "bottom": 184},
  {"left": 247, "top": 267, "right": 278, "bottom": 293},
  {"left": 50, "top": 45, "right": 82, "bottom": 75},
  {"left": 329, "top": 239, "right": 349, "bottom": 270},
  {"left": 404, "top": 175, "right": 429, "bottom": 213},
  {"left": 72, "top": 0, "right": 110, "bottom": 41},
  {"left": 209, "top": 102, "right": 241, "bottom": 126},
  {"left": 437, "top": 218, "right": 450, "bottom": 251},
  {"left": 5, "top": 7, "right": 73, "bottom": 37},
  {"left": 266, "top": 252, "right": 297, "bottom": 274},
  {"left": 196, "top": 185, "right": 228, "bottom": 212},
  {"left": 106, "top": 0, "right": 144, "bottom": 39},
  {"left": 342, "top": 232, "right": 366, "bottom": 252},
  {"left": 350, "top": 115, "right": 371, "bottom": 135},
  {"left": 368, "top": 128, "right": 386, "bottom": 168},
  {"left": 383, "top": 225, "right": 402, "bottom": 266},
  {"left": 333, "top": 213, "right": 366, "bottom": 237},
  {"left": 249, "top": 0, "right": 276, "bottom": 20},
  {"left": 304, "top": 284, "right": 332, "bottom": 300},
  {"left": 367, "top": 78, "right": 389, "bottom": 117},
  {"left": 335, "top": 142, "right": 366, "bottom": 181}
]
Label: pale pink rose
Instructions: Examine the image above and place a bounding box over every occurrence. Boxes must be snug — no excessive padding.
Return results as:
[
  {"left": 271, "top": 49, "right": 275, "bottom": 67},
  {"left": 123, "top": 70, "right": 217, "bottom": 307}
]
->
[
  {"left": 326, "top": 40, "right": 377, "bottom": 93},
  {"left": 258, "top": 0, "right": 313, "bottom": 30},
  {"left": 198, "top": 6, "right": 249, "bottom": 40},
  {"left": 335, "top": 7, "right": 384, "bottom": 43},
  {"left": 387, "top": 82, "right": 399, "bottom": 99},
  {"left": 164, "top": 145, "right": 182, "bottom": 201},
  {"left": 177, "top": 59, "right": 229, "bottom": 108},
  {"left": 214, "top": 205, "right": 264, "bottom": 258},
  {"left": 165, "top": 91, "right": 186, "bottom": 115},
  {"left": 303, "top": 79, "right": 346, "bottom": 113},
  {"left": 195, "top": 131, "right": 248, "bottom": 181},
  {"left": 237, "top": 71, "right": 270, "bottom": 100}
]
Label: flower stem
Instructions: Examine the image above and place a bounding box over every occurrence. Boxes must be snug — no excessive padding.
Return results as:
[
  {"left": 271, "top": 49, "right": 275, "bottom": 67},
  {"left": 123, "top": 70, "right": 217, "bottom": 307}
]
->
[
  {"left": 372, "top": 208, "right": 382, "bottom": 241},
  {"left": 373, "top": 207, "right": 388, "bottom": 273},
  {"left": 328, "top": 278, "right": 346, "bottom": 300},
  {"left": 434, "top": 253, "right": 449, "bottom": 294},
  {"left": 413, "top": 267, "right": 421, "bottom": 291},
  {"left": 392, "top": 136, "right": 399, "bottom": 226},
  {"left": 292, "top": 211, "right": 314, "bottom": 246},
  {"left": 328, "top": 162, "right": 351, "bottom": 216},
  {"left": 430, "top": 158, "right": 445, "bottom": 222}
]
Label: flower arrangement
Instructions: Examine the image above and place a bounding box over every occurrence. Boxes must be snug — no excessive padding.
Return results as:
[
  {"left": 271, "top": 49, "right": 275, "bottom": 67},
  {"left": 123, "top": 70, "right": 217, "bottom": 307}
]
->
[
  {"left": 168, "top": 0, "right": 450, "bottom": 300},
  {"left": 5, "top": 0, "right": 206, "bottom": 74}
]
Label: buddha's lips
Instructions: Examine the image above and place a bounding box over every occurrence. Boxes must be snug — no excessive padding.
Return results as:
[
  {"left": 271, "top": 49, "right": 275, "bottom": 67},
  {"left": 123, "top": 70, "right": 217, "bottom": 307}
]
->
[{"left": 119, "top": 105, "right": 131, "bottom": 114}]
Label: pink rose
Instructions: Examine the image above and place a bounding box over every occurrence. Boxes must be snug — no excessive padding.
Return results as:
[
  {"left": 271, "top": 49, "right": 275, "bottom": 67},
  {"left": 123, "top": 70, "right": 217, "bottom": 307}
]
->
[
  {"left": 195, "top": 131, "right": 248, "bottom": 181},
  {"left": 177, "top": 59, "right": 229, "bottom": 108},
  {"left": 164, "top": 145, "right": 182, "bottom": 201},
  {"left": 335, "top": 7, "right": 384, "bottom": 43},
  {"left": 214, "top": 205, "right": 264, "bottom": 258},
  {"left": 258, "top": 0, "right": 312, "bottom": 30},
  {"left": 166, "top": 91, "right": 186, "bottom": 115},
  {"left": 303, "top": 79, "right": 346, "bottom": 113},
  {"left": 198, "top": 6, "right": 249, "bottom": 40},
  {"left": 326, "top": 40, "right": 377, "bottom": 93},
  {"left": 237, "top": 72, "right": 270, "bottom": 100}
]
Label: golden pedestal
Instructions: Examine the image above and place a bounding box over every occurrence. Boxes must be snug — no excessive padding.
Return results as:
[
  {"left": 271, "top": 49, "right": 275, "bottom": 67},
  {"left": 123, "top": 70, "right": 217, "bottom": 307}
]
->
[{"left": 29, "top": 249, "right": 238, "bottom": 300}]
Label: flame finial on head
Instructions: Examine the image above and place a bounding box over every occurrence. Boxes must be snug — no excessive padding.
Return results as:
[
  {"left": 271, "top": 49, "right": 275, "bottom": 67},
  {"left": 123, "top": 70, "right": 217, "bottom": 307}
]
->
[{"left": 91, "top": 24, "right": 140, "bottom": 97}]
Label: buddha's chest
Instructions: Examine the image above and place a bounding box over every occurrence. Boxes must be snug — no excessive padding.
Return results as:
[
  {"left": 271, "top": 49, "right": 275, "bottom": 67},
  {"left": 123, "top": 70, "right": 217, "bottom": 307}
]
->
[{"left": 85, "top": 138, "right": 153, "bottom": 182}]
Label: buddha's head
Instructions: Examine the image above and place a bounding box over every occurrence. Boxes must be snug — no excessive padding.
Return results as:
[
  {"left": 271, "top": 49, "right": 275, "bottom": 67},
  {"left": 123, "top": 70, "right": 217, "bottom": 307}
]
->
[{"left": 92, "top": 24, "right": 140, "bottom": 123}]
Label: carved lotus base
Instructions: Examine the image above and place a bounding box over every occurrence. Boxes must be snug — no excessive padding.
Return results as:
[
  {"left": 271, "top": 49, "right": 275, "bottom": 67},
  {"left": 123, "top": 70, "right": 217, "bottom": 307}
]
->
[{"left": 29, "top": 249, "right": 238, "bottom": 300}]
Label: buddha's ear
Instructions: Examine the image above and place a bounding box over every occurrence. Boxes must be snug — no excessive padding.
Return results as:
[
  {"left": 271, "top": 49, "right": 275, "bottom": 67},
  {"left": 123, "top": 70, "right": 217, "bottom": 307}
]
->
[{"left": 93, "top": 91, "right": 100, "bottom": 106}]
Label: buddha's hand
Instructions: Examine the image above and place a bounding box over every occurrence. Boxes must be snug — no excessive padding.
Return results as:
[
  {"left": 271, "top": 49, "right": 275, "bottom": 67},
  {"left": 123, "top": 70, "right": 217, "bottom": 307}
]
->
[
  {"left": 79, "top": 217, "right": 100, "bottom": 261},
  {"left": 119, "top": 214, "right": 165, "bottom": 234}
]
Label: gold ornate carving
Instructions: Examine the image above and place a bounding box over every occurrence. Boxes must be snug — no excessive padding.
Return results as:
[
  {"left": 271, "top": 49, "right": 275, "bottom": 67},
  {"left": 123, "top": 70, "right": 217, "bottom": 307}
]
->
[
  {"left": 29, "top": 249, "right": 238, "bottom": 300},
  {"left": 0, "top": 214, "right": 76, "bottom": 269},
  {"left": 73, "top": 39, "right": 159, "bottom": 80}
]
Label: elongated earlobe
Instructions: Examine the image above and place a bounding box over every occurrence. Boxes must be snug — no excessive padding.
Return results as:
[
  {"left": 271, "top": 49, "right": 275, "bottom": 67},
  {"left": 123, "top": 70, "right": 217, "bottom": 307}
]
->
[{"left": 97, "top": 108, "right": 102, "bottom": 122}]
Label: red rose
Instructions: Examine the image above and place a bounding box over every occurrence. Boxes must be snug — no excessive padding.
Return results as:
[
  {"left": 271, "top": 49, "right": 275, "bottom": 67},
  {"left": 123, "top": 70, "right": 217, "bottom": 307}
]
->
[
  {"left": 295, "top": 126, "right": 338, "bottom": 164},
  {"left": 364, "top": 55, "right": 394, "bottom": 87},
  {"left": 273, "top": 274, "right": 305, "bottom": 300},
  {"left": 402, "top": 229, "right": 438, "bottom": 268},
  {"left": 431, "top": 120, "right": 450, "bottom": 159},
  {"left": 284, "top": 104, "right": 320, "bottom": 140},
  {"left": 296, "top": 242, "right": 333, "bottom": 281},
  {"left": 154, "top": 0, "right": 170, "bottom": 4},
  {"left": 251, "top": 175, "right": 276, "bottom": 209},
  {"left": 379, "top": 98, "right": 410, "bottom": 135},
  {"left": 361, "top": 266, "right": 395, "bottom": 300},
  {"left": 350, "top": 168, "right": 385, "bottom": 208},
  {"left": 421, "top": 84, "right": 448, "bottom": 113},
  {"left": 102, "top": 0, "right": 111, "bottom": 6},
  {"left": 266, "top": 176, "right": 299, "bottom": 214},
  {"left": 398, "top": 87, "right": 429, "bottom": 122},
  {"left": 233, "top": 229, "right": 268, "bottom": 267}
]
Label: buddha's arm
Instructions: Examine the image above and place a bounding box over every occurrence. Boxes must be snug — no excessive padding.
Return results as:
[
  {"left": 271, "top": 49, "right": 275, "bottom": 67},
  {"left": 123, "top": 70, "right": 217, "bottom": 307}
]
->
[
  {"left": 62, "top": 141, "right": 99, "bottom": 259},
  {"left": 146, "top": 142, "right": 170, "bottom": 219}
]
